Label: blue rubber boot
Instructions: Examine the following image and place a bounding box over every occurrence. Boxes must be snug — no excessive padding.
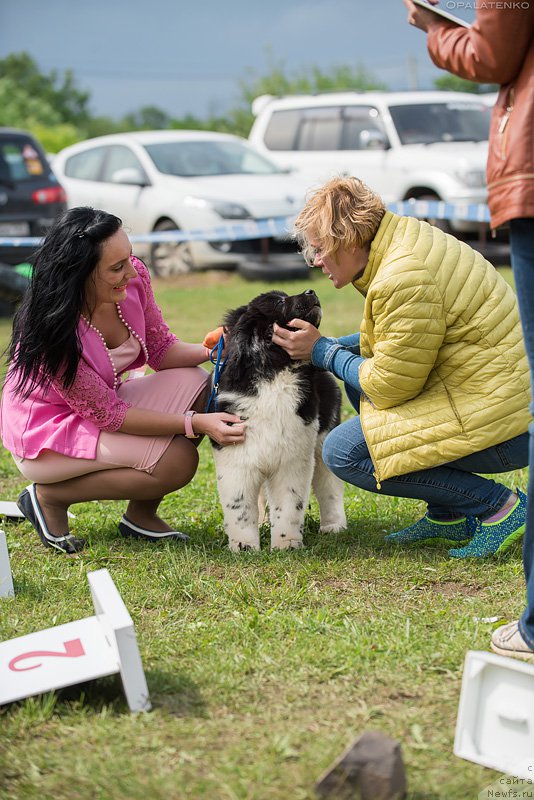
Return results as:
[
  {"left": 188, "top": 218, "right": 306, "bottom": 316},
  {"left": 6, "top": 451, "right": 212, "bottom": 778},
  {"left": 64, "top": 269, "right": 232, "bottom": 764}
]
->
[
  {"left": 449, "top": 489, "right": 527, "bottom": 559},
  {"left": 385, "top": 514, "right": 476, "bottom": 545}
]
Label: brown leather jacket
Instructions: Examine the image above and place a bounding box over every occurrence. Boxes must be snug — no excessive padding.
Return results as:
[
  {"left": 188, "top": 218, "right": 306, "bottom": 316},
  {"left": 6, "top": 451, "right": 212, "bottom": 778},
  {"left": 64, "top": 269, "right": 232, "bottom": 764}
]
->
[{"left": 427, "top": 6, "right": 534, "bottom": 229}]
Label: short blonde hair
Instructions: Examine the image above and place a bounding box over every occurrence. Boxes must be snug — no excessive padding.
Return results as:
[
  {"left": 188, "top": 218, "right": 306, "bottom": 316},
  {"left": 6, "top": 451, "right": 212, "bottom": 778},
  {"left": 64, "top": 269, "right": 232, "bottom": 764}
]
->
[{"left": 295, "top": 176, "right": 386, "bottom": 264}]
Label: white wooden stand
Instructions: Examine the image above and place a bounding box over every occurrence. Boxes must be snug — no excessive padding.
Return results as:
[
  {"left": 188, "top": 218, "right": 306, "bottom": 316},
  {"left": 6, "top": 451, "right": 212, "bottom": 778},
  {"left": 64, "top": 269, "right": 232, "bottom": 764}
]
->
[
  {"left": 0, "top": 568, "right": 151, "bottom": 712},
  {"left": 0, "top": 530, "right": 14, "bottom": 598}
]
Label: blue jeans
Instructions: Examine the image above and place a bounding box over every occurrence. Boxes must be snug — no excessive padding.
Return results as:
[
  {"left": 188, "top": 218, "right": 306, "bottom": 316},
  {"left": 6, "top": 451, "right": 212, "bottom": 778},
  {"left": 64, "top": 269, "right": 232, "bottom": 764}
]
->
[
  {"left": 325, "top": 372, "right": 528, "bottom": 514},
  {"left": 511, "top": 219, "right": 534, "bottom": 648},
  {"left": 323, "top": 410, "right": 528, "bottom": 519}
]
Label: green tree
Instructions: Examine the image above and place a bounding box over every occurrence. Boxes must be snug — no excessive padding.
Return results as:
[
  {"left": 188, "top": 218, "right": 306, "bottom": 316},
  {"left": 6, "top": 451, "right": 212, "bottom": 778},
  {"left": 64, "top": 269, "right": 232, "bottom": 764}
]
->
[
  {"left": 0, "top": 52, "right": 91, "bottom": 125},
  {"left": 84, "top": 114, "right": 126, "bottom": 138},
  {"left": 0, "top": 75, "right": 86, "bottom": 152},
  {"left": 0, "top": 51, "right": 134, "bottom": 146},
  {"left": 31, "top": 123, "right": 80, "bottom": 154},
  {"left": 167, "top": 111, "right": 249, "bottom": 137},
  {"left": 121, "top": 105, "right": 172, "bottom": 131},
  {"left": 0, "top": 77, "right": 62, "bottom": 128},
  {"left": 239, "top": 55, "right": 386, "bottom": 105},
  {"left": 434, "top": 74, "right": 498, "bottom": 93}
]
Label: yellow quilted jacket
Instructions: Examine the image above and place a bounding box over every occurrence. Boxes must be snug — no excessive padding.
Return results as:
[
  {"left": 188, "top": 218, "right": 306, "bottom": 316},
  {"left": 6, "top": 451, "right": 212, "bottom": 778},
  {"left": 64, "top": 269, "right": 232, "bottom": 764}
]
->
[{"left": 355, "top": 212, "right": 531, "bottom": 486}]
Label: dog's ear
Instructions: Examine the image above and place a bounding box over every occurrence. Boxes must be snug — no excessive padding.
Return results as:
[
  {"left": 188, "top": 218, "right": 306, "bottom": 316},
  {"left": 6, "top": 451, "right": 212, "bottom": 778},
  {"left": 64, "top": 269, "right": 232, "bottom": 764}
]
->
[
  {"left": 222, "top": 304, "right": 248, "bottom": 332},
  {"left": 223, "top": 301, "right": 275, "bottom": 351}
]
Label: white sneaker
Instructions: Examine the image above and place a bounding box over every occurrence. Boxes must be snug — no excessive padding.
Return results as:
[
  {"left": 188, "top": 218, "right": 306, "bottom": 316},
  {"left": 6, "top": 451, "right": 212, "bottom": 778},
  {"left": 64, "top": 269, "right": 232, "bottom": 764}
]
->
[{"left": 491, "top": 620, "right": 534, "bottom": 663}]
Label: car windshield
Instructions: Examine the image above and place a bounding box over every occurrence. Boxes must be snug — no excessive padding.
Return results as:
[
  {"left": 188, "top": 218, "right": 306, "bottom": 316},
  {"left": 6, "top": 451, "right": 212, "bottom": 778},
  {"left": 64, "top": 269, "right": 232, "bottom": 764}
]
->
[
  {"left": 144, "top": 140, "right": 283, "bottom": 177},
  {"left": 388, "top": 102, "right": 491, "bottom": 144}
]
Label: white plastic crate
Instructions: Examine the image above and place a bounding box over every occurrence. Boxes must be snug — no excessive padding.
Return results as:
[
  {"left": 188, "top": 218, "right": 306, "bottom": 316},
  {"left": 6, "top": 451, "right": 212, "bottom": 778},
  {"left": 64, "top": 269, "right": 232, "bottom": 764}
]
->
[{"left": 455, "top": 650, "right": 534, "bottom": 779}]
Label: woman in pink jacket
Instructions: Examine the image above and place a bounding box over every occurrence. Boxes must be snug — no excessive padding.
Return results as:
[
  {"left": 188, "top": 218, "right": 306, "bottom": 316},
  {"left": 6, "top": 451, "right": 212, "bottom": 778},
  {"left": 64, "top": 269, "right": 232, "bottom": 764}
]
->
[{"left": 0, "top": 207, "right": 246, "bottom": 553}]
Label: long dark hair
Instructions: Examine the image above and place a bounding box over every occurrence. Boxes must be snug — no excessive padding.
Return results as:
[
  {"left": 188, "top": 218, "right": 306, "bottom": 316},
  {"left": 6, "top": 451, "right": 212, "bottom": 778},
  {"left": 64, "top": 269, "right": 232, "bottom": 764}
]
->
[{"left": 9, "top": 207, "right": 122, "bottom": 398}]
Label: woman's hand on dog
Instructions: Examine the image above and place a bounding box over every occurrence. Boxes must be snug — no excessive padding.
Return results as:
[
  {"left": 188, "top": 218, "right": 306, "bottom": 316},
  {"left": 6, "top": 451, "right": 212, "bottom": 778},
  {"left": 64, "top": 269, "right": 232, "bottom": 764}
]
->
[
  {"left": 194, "top": 412, "right": 246, "bottom": 446},
  {"left": 272, "top": 319, "right": 322, "bottom": 360}
]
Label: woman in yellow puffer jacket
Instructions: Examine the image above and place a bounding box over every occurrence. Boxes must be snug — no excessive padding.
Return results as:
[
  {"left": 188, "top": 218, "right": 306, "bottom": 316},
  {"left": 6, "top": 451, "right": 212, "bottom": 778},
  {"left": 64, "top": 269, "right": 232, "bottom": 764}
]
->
[{"left": 273, "top": 177, "right": 530, "bottom": 558}]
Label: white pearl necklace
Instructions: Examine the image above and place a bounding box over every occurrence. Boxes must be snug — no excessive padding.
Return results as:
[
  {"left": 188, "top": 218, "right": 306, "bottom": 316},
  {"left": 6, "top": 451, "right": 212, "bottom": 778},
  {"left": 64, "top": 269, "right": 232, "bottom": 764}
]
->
[
  {"left": 81, "top": 304, "right": 149, "bottom": 389},
  {"left": 115, "top": 303, "right": 149, "bottom": 363}
]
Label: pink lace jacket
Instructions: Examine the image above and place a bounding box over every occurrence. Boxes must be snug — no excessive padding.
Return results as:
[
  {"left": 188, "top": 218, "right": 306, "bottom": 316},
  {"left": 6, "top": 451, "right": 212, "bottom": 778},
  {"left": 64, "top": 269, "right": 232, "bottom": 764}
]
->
[{"left": 0, "top": 257, "right": 177, "bottom": 460}]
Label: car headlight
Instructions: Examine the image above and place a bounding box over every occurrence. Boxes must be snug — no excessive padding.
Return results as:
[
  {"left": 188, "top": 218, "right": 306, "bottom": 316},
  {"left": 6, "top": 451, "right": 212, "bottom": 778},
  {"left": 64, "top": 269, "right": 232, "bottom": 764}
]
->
[
  {"left": 456, "top": 169, "right": 486, "bottom": 188},
  {"left": 209, "top": 200, "right": 251, "bottom": 219},
  {"left": 183, "top": 196, "right": 251, "bottom": 220}
]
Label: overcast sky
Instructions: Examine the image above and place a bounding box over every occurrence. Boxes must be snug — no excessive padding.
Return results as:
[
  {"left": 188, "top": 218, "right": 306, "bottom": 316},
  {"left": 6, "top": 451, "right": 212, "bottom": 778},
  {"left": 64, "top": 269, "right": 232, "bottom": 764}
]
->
[{"left": 0, "top": 0, "right": 475, "bottom": 120}]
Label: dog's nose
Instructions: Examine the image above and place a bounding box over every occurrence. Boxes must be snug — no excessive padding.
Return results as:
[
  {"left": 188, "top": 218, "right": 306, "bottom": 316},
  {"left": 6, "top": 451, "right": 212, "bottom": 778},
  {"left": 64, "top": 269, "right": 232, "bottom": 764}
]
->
[{"left": 304, "top": 289, "right": 317, "bottom": 297}]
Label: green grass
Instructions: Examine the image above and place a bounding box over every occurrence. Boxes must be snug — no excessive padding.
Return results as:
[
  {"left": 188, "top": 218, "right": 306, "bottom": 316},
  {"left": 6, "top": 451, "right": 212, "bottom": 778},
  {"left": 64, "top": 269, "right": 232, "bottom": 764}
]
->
[{"left": 0, "top": 268, "right": 527, "bottom": 800}]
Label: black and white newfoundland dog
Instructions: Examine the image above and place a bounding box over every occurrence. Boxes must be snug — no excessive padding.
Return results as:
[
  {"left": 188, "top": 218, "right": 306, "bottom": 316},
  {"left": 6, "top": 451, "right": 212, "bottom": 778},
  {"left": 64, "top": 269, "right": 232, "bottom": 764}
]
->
[{"left": 210, "top": 289, "right": 347, "bottom": 551}]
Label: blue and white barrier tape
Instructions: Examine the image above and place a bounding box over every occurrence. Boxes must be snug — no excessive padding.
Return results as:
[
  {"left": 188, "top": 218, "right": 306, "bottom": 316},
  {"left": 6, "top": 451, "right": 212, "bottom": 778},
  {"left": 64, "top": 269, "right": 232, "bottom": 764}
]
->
[
  {"left": 0, "top": 216, "right": 294, "bottom": 248},
  {"left": 388, "top": 198, "right": 490, "bottom": 223},
  {"left": 0, "top": 200, "right": 490, "bottom": 249}
]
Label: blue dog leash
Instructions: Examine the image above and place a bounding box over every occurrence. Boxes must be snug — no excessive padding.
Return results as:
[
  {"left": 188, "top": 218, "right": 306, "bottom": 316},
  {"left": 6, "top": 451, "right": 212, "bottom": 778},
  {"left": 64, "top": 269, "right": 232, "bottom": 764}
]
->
[{"left": 205, "top": 334, "right": 227, "bottom": 412}]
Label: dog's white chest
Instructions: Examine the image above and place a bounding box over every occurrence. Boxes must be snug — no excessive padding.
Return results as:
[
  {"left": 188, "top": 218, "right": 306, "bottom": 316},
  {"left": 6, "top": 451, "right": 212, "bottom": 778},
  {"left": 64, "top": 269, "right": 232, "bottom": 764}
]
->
[{"left": 216, "top": 369, "right": 317, "bottom": 474}]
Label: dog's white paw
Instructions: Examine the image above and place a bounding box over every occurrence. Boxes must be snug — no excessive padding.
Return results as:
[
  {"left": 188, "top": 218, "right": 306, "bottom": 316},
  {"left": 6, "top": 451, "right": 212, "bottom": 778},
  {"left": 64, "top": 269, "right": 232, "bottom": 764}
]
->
[
  {"left": 320, "top": 520, "right": 347, "bottom": 533},
  {"left": 271, "top": 537, "right": 304, "bottom": 551},
  {"left": 228, "top": 538, "right": 260, "bottom": 553}
]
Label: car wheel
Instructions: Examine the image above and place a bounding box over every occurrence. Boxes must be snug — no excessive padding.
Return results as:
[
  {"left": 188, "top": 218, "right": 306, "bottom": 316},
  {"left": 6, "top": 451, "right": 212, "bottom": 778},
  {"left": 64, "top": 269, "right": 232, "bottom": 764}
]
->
[
  {"left": 149, "top": 219, "right": 195, "bottom": 277},
  {"left": 237, "top": 257, "right": 310, "bottom": 282}
]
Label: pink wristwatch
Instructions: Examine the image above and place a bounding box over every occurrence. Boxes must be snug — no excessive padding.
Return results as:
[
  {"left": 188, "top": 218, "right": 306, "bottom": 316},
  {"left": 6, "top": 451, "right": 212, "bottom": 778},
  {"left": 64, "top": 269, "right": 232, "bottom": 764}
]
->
[{"left": 184, "top": 410, "right": 199, "bottom": 439}]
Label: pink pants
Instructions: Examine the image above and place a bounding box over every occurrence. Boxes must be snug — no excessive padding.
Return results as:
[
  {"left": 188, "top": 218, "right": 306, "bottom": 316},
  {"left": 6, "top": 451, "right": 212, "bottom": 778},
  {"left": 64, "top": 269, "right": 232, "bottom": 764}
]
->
[{"left": 13, "top": 367, "right": 209, "bottom": 484}]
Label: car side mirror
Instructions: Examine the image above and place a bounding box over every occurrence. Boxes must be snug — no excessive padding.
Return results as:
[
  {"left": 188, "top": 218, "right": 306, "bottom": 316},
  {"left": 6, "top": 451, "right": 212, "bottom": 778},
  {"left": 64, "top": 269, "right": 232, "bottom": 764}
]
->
[
  {"left": 110, "top": 167, "right": 149, "bottom": 186},
  {"left": 359, "top": 129, "right": 390, "bottom": 151}
]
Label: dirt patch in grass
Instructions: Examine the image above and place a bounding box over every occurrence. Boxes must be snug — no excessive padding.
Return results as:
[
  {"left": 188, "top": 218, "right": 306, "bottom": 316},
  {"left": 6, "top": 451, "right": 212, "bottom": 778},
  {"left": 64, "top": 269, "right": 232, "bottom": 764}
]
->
[
  {"left": 430, "top": 581, "right": 484, "bottom": 597},
  {"left": 312, "top": 578, "right": 365, "bottom": 593},
  {"left": 386, "top": 689, "right": 424, "bottom": 701},
  {"left": 199, "top": 564, "right": 235, "bottom": 580}
]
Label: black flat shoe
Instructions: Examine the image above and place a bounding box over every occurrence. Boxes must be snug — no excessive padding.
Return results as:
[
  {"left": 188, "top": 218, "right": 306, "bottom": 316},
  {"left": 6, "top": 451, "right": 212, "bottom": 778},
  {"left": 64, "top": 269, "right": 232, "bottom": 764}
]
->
[
  {"left": 17, "top": 484, "right": 86, "bottom": 554},
  {"left": 118, "top": 515, "right": 190, "bottom": 543}
]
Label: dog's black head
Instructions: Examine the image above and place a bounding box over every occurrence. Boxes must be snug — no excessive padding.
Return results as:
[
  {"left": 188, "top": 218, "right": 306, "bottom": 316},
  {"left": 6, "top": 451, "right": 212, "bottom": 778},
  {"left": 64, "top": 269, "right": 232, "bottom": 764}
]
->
[
  {"left": 224, "top": 289, "right": 321, "bottom": 339},
  {"left": 221, "top": 289, "right": 322, "bottom": 377}
]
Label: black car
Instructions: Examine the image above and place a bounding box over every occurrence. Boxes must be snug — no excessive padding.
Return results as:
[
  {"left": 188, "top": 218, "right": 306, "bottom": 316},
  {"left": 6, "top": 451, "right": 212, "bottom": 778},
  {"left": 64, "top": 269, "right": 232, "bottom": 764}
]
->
[{"left": 0, "top": 128, "right": 67, "bottom": 266}]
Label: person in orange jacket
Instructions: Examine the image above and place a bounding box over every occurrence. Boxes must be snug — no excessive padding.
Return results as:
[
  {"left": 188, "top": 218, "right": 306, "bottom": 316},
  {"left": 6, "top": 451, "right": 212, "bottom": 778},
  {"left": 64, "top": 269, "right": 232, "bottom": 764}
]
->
[{"left": 404, "top": 0, "right": 534, "bottom": 662}]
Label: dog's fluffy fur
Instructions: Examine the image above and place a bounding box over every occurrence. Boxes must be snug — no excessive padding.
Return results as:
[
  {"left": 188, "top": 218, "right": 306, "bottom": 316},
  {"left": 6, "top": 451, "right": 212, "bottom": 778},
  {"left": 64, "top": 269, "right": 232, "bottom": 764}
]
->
[{"left": 210, "top": 289, "right": 347, "bottom": 551}]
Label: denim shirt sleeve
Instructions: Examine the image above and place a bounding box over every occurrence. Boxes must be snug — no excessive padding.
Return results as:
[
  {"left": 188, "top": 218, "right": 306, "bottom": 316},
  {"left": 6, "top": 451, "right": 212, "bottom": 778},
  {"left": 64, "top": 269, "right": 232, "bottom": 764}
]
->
[
  {"left": 336, "top": 332, "right": 360, "bottom": 353},
  {"left": 311, "top": 336, "right": 365, "bottom": 391}
]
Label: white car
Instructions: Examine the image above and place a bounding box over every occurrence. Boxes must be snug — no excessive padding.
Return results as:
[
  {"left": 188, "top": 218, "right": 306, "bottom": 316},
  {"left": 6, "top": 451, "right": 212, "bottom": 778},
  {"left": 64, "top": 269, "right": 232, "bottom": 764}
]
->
[
  {"left": 53, "top": 131, "right": 313, "bottom": 275},
  {"left": 249, "top": 91, "right": 492, "bottom": 232}
]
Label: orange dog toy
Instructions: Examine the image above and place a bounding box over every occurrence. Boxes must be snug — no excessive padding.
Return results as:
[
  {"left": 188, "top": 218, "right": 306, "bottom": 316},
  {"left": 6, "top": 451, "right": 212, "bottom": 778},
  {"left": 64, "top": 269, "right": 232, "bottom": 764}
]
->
[{"left": 202, "top": 326, "right": 225, "bottom": 349}]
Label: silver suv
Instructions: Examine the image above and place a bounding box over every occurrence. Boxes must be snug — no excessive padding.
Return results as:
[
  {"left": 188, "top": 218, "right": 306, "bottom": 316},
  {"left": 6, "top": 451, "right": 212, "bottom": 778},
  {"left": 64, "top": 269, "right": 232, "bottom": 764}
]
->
[{"left": 249, "top": 91, "right": 492, "bottom": 231}]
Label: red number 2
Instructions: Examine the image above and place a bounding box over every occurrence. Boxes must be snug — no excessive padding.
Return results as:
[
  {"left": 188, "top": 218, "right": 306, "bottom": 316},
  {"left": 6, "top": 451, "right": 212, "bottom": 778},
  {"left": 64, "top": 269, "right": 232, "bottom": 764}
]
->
[{"left": 8, "top": 638, "right": 86, "bottom": 672}]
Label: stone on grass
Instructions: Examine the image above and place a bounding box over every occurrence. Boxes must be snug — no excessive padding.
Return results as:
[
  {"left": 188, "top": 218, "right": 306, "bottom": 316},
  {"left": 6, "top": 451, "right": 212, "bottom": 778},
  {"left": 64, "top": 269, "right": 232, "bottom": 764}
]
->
[{"left": 315, "top": 730, "right": 407, "bottom": 800}]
